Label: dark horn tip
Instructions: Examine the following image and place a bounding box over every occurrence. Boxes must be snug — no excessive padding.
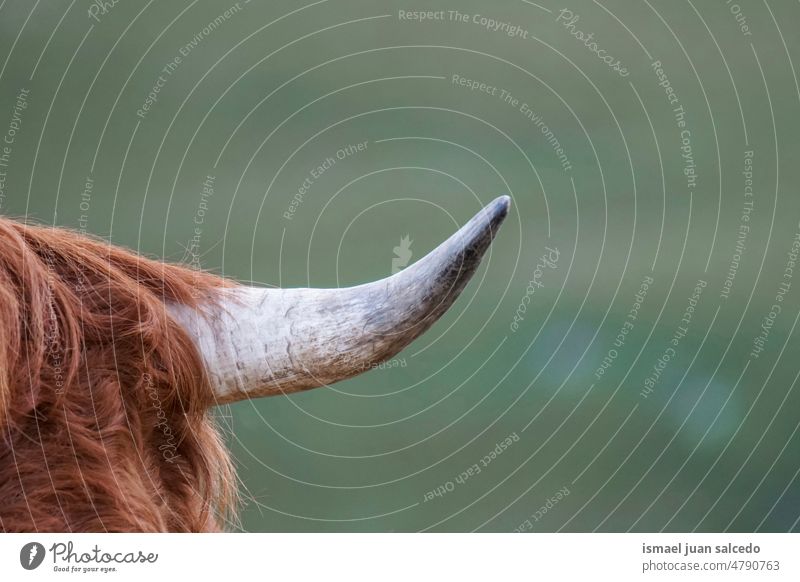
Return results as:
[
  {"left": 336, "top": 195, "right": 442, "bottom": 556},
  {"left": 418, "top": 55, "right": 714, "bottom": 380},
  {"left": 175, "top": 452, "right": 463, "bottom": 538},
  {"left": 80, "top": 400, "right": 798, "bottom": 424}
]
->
[
  {"left": 493, "top": 194, "right": 512, "bottom": 216},
  {"left": 375, "top": 195, "right": 511, "bottom": 337},
  {"left": 431, "top": 195, "right": 511, "bottom": 285},
  {"left": 393, "top": 195, "right": 512, "bottom": 285},
  {"left": 465, "top": 195, "right": 511, "bottom": 253},
  {"left": 486, "top": 195, "right": 511, "bottom": 235}
]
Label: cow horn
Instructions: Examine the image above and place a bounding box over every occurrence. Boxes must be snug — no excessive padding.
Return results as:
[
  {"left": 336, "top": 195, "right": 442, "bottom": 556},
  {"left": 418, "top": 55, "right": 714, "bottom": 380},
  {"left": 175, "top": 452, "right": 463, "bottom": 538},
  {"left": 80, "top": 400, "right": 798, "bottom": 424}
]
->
[{"left": 169, "top": 196, "right": 510, "bottom": 404}]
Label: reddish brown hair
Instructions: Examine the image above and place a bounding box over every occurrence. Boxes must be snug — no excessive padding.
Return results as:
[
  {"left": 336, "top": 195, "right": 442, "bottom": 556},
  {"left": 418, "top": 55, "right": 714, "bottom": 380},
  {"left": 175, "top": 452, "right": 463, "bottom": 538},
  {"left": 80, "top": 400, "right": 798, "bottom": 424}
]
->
[{"left": 0, "top": 218, "right": 236, "bottom": 532}]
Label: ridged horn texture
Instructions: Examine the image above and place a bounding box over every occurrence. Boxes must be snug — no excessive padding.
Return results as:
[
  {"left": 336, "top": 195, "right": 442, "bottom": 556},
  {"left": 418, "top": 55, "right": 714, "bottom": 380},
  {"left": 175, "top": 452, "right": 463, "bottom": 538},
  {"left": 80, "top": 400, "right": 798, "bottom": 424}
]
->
[{"left": 168, "top": 196, "right": 510, "bottom": 404}]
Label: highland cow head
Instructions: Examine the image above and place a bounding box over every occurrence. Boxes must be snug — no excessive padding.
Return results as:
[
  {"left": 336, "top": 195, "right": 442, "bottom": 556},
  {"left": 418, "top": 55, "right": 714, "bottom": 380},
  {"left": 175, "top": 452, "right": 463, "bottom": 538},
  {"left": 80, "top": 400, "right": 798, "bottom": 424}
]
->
[{"left": 0, "top": 197, "right": 509, "bottom": 532}]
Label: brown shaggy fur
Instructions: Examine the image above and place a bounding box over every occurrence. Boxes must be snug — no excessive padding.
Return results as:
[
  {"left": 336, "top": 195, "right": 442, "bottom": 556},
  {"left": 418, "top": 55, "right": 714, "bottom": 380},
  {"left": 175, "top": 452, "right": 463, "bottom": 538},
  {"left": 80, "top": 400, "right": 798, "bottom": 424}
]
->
[{"left": 0, "top": 218, "right": 236, "bottom": 532}]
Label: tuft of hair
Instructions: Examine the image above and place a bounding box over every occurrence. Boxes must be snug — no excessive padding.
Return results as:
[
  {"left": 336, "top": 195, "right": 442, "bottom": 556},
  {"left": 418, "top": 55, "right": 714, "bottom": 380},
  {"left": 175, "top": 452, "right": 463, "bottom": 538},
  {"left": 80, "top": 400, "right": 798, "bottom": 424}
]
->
[{"left": 0, "top": 218, "right": 237, "bottom": 532}]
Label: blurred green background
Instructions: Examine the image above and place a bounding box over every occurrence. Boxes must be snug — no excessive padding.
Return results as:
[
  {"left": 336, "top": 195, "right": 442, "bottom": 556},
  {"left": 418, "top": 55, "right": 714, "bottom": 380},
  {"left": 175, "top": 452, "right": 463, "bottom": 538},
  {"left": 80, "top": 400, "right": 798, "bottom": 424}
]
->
[{"left": 1, "top": 0, "right": 799, "bottom": 531}]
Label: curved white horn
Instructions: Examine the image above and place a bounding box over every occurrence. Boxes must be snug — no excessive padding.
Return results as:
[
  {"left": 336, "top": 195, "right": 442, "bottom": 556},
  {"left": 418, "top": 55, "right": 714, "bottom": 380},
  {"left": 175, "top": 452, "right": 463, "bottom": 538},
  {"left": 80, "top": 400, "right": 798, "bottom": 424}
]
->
[{"left": 169, "top": 196, "right": 510, "bottom": 404}]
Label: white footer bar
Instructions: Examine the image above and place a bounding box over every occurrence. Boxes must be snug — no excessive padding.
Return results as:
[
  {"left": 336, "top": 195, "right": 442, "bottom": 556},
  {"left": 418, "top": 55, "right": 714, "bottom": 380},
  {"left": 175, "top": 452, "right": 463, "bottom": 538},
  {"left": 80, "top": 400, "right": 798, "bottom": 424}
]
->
[{"left": 2, "top": 533, "right": 797, "bottom": 581}]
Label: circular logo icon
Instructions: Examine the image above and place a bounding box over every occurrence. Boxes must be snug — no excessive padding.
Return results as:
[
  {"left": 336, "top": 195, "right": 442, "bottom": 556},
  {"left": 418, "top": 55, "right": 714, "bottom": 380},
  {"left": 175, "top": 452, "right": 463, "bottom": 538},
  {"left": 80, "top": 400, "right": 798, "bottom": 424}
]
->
[{"left": 20, "top": 542, "right": 46, "bottom": 570}]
